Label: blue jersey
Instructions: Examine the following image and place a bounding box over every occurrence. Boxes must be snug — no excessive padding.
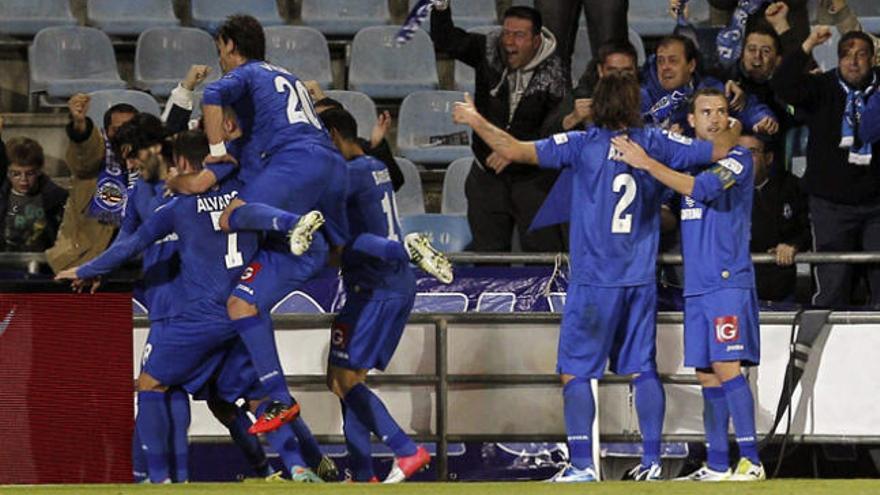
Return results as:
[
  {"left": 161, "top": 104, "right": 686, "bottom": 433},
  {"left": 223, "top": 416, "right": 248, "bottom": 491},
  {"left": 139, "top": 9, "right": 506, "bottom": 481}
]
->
[
  {"left": 340, "top": 155, "right": 413, "bottom": 293},
  {"left": 678, "top": 146, "right": 755, "bottom": 296},
  {"left": 535, "top": 127, "right": 714, "bottom": 286},
  {"left": 202, "top": 60, "right": 329, "bottom": 171}
]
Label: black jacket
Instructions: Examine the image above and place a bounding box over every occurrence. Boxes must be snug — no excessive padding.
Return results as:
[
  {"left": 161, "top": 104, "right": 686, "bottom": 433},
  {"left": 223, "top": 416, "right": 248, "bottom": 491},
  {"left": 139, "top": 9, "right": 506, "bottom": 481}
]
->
[
  {"left": 771, "top": 47, "right": 880, "bottom": 204},
  {"left": 430, "top": 6, "right": 569, "bottom": 175},
  {"left": 0, "top": 175, "right": 68, "bottom": 251}
]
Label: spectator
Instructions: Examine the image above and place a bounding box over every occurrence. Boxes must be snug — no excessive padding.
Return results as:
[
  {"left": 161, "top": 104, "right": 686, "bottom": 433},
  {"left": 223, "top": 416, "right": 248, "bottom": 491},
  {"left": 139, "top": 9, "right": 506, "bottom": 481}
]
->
[
  {"left": 641, "top": 34, "right": 778, "bottom": 136},
  {"left": 534, "top": 0, "right": 629, "bottom": 82},
  {"left": 0, "top": 137, "right": 67, "bottom": 252},
  {"left": 431, "top": 3, "right": 568, "bottom": 252},
  {"left": 816, "top": 0, "right": 880, "bottom": 65},
  {"left": 744, "top": 134, "right": 810, "bottom": 302},
  {"left": 672, "top": 0, "right": 811, "bottom": 45},
  {"left": 771, "top": 27, "right": 880, "bottom": 307},
  {"left": 565, "top": 41, "right": 639, "bottom": 130}
]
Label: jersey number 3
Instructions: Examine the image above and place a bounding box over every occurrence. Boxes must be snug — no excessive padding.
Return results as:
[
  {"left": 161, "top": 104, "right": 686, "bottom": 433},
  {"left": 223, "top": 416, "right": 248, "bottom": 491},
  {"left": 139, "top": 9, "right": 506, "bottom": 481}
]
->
[
  {"left": 275, "top": 77, "right": 322, "bottom": 129},
  {"left": 611, "top": 173, "right": 636, "bottom": 234}
]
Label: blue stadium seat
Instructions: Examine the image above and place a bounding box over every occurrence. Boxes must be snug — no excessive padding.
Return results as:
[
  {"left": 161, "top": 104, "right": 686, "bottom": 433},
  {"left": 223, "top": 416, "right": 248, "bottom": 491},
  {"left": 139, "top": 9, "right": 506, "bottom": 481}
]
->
[
  {"left": 454, "top": 25, "right": 500, "bottom": 93},
  {"left": 135, "top": 27, "right": 221, "bottom": 97},
  {"left": 300, "top": 0, "right": 391, "bottom": 37},
  {"left": 324, "top": 90, "right": 377, "bottom": 140},
  {"left": 475, "top": 292, "right": 516, "bottom": 312},
  {"left": 412, "top": 292, "right": 469, "bottom": 312},
  {"left": 441, "top": 157, "right": 472, "bottom": 215},
  {"left": 348, "top": 26, "right": 439, "bottom": 99},
  {"left": 408, "top": 0, "right": 498, "bottom": 32},
  {"left": 394, "top": 158, "right": 426, "bottom": 217},
  {"left": 265, "top": 26, "right": 333, "bottom": 90},
  {"left": 850, "top": 0, "right": 880, "bottom": 34},
  {"left": 271, "top": 291, "right": 326, "bottom": 314},
  {"left": 190, "top": 0, "right": 284, "bottom": 33},
  {"left": 87, "top": 0, "right": 179, "bottom": 36},
  {"left": 86, "top": 90, "right": 162, "bottom": 128},
  {"left": 628, "top": 28, "right": 647, "bottom": 67},
  {"left": 29, "top": 27, "right": 125, "bottom": 104},
  {"left": 812, "top": 29, "right": 841, "bottom": 72},
  {"left": 0, "top": 0, "right": 76, "bottom": 37},
  {"left": 397, "top": 91, "right": 472, "bottom": 165},
  {"left": 399, "top": 214, "right": 473, "bottom": 252}
]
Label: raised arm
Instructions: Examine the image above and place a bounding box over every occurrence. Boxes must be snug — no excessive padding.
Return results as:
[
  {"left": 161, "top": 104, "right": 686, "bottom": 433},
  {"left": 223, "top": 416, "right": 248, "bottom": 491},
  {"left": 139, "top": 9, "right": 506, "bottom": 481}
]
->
[{"left": 452, "top": 93, "right": 538, "bottom": 172}]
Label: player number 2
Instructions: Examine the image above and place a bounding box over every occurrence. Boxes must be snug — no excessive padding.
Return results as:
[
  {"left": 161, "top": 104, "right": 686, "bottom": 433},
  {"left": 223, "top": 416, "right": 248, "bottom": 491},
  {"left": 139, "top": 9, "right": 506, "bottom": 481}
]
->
[
  {"left": 611, "top": 173, "right": 636, "bottom": 234},
  {"left": 210, "top": 211, "right": 244, "bottom": 268},
  {"left": 380, "top": 192, "right": 401, "bottom": 242},
  {"left": 275, "top": 77, "right": 322, "bottom": 129}
]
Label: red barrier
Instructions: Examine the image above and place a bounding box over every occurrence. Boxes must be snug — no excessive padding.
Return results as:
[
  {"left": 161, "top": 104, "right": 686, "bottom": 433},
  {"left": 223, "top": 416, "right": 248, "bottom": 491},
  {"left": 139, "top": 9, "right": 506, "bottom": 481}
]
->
[{"left": 0, "top": 290, "right": 132, "bottom": 484}]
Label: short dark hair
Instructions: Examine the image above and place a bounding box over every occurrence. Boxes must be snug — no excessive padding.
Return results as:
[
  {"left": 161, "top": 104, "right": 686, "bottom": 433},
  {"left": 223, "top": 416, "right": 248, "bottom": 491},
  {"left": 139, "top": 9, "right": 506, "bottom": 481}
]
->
[
  {"left": 6, "top": 137, "right": 44, "bottom": 169},
  {"left": 103, "top": 103, "right": 138, "bottom": 130},
  {"left": 112, "top": 112, "right": 168, "bottom": 160},
  {"left": 744, "top": 21, "right": 782, "bottom": 54},
  {"left": 313, "top": 97, "right": 344, "bottom": 113},
  {"left": 657, "top": 34, "right": 698, "bottom": 63},
  {"left": 597, "top": 40, "right": 638, "bottom": 68},
  {"left": 838, "top": 30, "right": 875, "bottom": 60},
  {"left": 688, "top": 87, "right": 728, "bottom": 114},
  {"left": 172, "top": 130, "right": 209, "bottom": 169},
  {"left": 592, "top": 72, "right": 643, "bottom": 130},
  {"left": 502, "top": 6, "right": 542, "bottom": 35},
  {"left": 319, "top": 107, "right": 358, "bottom": 142},
  {"left": 216, "top": 14, "right": 265, "bottom": 61}
]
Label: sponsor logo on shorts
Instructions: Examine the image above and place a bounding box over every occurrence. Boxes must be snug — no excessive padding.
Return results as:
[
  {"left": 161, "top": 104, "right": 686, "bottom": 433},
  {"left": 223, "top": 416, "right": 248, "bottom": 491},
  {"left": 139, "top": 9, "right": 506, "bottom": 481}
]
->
[
  {"left": 235, "top": 284, "right": 255, "bottom": 296},
  {"left": 714, "top": 315, "right": 739, "bottom": 343},
  {"left": 681, "top": 208, "right": 703, "bottom": 220},
  {"left": 259, "top": 370, "right": 280, "bottom": 382},
  {"left": 331, "top": 321, "right": 350, "bottom": 348},
  {"left": 240, "top": 262, "right": 262, "bottom": 283},
  {"left": 726, "top": 344, "right": 744, "bottom": 352}
]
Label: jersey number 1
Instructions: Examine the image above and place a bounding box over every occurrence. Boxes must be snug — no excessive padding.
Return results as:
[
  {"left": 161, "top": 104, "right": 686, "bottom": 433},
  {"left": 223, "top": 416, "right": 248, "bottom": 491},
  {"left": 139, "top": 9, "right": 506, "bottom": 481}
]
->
[
  {"left": 275, "top": 77, "right": 322, "bottom": 129},
  {"left": 611, "top": 173, "right": 636, "bottom": 234},
  {"left": 380, "top": 192, "right": 401, "bottom": 242},
  {"left": 210, "top": 211, "right": 244, "bottom": 268}
]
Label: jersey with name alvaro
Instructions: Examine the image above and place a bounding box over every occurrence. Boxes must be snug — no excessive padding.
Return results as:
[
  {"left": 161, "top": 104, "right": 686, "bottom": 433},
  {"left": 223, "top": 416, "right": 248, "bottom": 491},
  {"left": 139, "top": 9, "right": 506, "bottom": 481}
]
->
[
  {"left": 341, "top": 155, "right": 413, "bottom": 293},
  {"left": 535, "top": 127, "right": 713, "bottom": 286},
  {"left": 202, "top": 60, "right": 329, "bottom": 168},
  {"left": 140, "top": 178, "right": 259, "bottom": 322},
  {"left": 679, "top": 146, "right": 755, "bottom": 296}
]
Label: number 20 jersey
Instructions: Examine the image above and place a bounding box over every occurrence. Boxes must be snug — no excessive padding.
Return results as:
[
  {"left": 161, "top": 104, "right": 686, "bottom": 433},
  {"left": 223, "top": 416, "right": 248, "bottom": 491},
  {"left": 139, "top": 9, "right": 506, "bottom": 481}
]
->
[{"left": 535, "top": 127, "right": 713, "bottom": 287}]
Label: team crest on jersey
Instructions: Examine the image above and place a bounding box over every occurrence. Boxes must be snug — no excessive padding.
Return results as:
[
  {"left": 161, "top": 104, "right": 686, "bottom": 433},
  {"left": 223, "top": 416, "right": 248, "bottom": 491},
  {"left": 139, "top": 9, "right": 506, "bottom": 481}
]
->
[
  {"left": 718, "top": 157, "right": 744, "bottom": 175},
  {"left": 240, "top": 262, "right": 262, "bottom": 282},
  {"left": 331, "top": 321, "right": 350, "bottom": 348},
  {"left": 714, "top": 315, "right": 739, "bottom": 343}
]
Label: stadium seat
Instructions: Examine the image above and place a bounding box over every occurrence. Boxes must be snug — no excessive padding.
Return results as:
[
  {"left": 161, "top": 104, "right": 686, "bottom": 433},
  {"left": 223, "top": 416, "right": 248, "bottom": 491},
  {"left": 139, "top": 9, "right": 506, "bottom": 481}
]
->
[
  {"left": 572, "top": 27, "right": 592, "bottom": 84},
  {"left": 0, "top": 0, "right": 76, "bottom": 37},
  {"left": 324, "top": 90, "right": 377, "bottom": 140},
  {"left": 628, "top": 28, "right": 647, "bottom": 67},
  {"left": 190, "top": 0, "right": 284, "bottom": 33},
  {"left": 399, "top": 213, "right": 473, "bottom": 252},
  {"left": 397, "top": 91, "right": 472, "bottom": 165},
  {"left": 628, "top": 0, "right": 676, "bottom": 36},
  {"left": 265, "top": 26, "right": 333, "bottom": 90},
  {"left": 412, "top": 292, "right": 469, "bottom": 312},
  {"left": 134, "top": 27, "right": 221, "bottom": 98},
  {"left": 86, "top": 90, "right": 162, "bottom": 128},
  {"left": 475, "top": 292, "right": 516, "bottom": 312},
  {"left": 348, "top": 26, "right": 439, "bottom": 99},
  {"left": 394, "top": 158, "right": 426, "bottom": 217},
  {"left": 812, "top": 28, "right": 841, "bottom": 72},
  {"left": 441, "top": 157, "right": 472, "bottom": 215},
  {"left": 29, "top": 27, "right": 126, "bottom": 104},
  {"left": 86, "top": 0, "right": 179, "bottom": 37},
  {"left": 454, "top": 25, "right": 500, "bottom": 93},
  {"left": 408, "top": 0, "right": 498, "bottom": 32},
  {"left": 300, "top": 0, "right": 391, "bottom": 37},
  {"left": 850, "top": 0, "right": 880, "bottom": 34}
]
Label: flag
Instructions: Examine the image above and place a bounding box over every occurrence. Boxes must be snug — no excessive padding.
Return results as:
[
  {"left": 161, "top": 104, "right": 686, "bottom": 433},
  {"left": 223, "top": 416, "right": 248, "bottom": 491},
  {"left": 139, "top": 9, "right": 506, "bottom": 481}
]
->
[
  {"left": 397, "top": 0, "right": 434, "bottom": 44},
  {"left": 529, "top": 168, "right": 573, "bottom": 232}
]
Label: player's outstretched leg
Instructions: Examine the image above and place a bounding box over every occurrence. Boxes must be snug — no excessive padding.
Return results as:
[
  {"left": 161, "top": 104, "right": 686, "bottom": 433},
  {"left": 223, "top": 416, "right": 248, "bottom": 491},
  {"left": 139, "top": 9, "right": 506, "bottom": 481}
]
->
[
  {"left": 166, "top": 387, "right": 191, "bottom": 483},
  {"left": 549, "top": 376, "right": 598, "bottom": 482},
  {"left": 627, "top": 371, "right": 665, "bottom": 481},
  {"left": 404, "top": 232, "right": 454, "bottom": 284}
]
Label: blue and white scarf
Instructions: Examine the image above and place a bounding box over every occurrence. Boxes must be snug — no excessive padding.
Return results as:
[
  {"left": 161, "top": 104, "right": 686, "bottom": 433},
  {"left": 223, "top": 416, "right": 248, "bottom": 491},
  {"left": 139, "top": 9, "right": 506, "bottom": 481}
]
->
[
  {"left": 838, "top": 71, "right": 878, "bottom": 165},
  {"left": 87, "top": 130, "right": 136, "bottom": 225},
  {"left": 396, "top": 0, "right": 435, "bottom": 45},
  {"left": 716, "top": 0, "right": 770, "bottom": 68}
]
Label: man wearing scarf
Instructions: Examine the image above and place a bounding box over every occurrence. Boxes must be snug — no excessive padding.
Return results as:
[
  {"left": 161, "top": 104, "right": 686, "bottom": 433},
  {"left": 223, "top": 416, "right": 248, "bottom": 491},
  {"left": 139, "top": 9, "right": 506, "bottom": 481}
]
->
[{"left": 771, "top": 27, "right": 880, "bottom": 307}]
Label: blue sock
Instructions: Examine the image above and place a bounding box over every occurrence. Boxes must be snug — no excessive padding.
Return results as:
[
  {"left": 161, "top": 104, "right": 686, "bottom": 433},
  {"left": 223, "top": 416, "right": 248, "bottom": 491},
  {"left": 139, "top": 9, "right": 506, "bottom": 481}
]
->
[
  {"left": 343, "top": 383, "right": 417, "bottom": 458},
  {"left": 342, "top": 400, "right": 375, "bottom": 481},
  {"left": 232, "top": 314, "right": 292, "bottom": 406},
  {"left": 226, "top": 405, "right": 272, "bottom": 476},
  {"left": 290, "top": 417, "right": 324, "bottom": 470},
  {"left": 166, "top": 388, "right": 190, "bottom": 482},
  {"left": 228, "top": 203, "right": 298, "bottom": 233},
  {"left": 563, "top": 377, "right": 595, "bottom": 470},
  {"left": 131, "top": 429, "right": 148, "bottom": 483},
  {"left": 633, "top": 371, "right": 665, "bottom": 467},
  {"left": 351, "top": 234, "right": 409, "bottom": 262},
  {"left": 702, "top": 386, "right": 730, "bottom": 472},
  {"left": 136, "top": 391, "right": 171, "bottom": 483},
  {"left": 257, "top": 402, "right": 306, "bottom": 472},
  {"left": 722, "top": 375, "right": 760, "bottom": 465}
]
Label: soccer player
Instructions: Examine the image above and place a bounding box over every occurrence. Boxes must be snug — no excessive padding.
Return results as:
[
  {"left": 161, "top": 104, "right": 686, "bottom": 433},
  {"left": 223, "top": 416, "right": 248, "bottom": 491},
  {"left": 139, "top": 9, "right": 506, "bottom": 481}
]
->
[
  {"left": 200, "top": 14, "right": 349, "bottom": 432},
  {"left": 611, "top": 88, "right": 765, "bottom": 481},
  {"left": 452, "top": 72, "right": 736, "bottom": 482}
]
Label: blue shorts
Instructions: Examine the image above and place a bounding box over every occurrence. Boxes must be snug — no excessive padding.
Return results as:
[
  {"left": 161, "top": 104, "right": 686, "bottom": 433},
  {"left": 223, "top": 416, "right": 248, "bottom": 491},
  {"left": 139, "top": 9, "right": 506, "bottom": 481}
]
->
[
  {"left": 557, "top": 283, "right": 657, "bottom": 379},
  {"left": 329, "top": 289, "right": 415, "bottom": 371},
  {"left": 194, "top": 339, "right": 264, "bottom": 403},
  {"left": 683, "top": 288, "right": 760, "bottom": 369},
  {"left": 142, "top": 315, "right": 238, "bottom": 395},
  {"left": 231, "top": 242, "right": 329, "bottom": 313}
]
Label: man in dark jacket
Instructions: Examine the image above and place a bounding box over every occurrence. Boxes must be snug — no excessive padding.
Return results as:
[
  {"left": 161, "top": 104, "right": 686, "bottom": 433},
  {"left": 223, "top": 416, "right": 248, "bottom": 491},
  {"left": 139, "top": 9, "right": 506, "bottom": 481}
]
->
[
  {"left": 431, "top": 2, "right": 568, "bottom": 252},
  {"left": 771, "top": 27, "right": 880, "bottom": 307},
  {"left": 0, "top": 137, "right": 67, "bottom": 252}
]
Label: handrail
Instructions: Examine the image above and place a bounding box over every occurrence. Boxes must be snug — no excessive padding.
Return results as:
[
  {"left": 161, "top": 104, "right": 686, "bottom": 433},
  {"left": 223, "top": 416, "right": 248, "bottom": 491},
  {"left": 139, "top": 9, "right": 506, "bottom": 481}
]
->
[{"left": 446, "top": 251, "right": 880, "bottom": 265}]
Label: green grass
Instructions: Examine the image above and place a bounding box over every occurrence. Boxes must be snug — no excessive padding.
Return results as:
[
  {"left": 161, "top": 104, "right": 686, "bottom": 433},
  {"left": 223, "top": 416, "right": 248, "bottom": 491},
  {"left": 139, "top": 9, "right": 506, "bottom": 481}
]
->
[{"left": 3, "top": 480, "right": 880, "bottom": 495}]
